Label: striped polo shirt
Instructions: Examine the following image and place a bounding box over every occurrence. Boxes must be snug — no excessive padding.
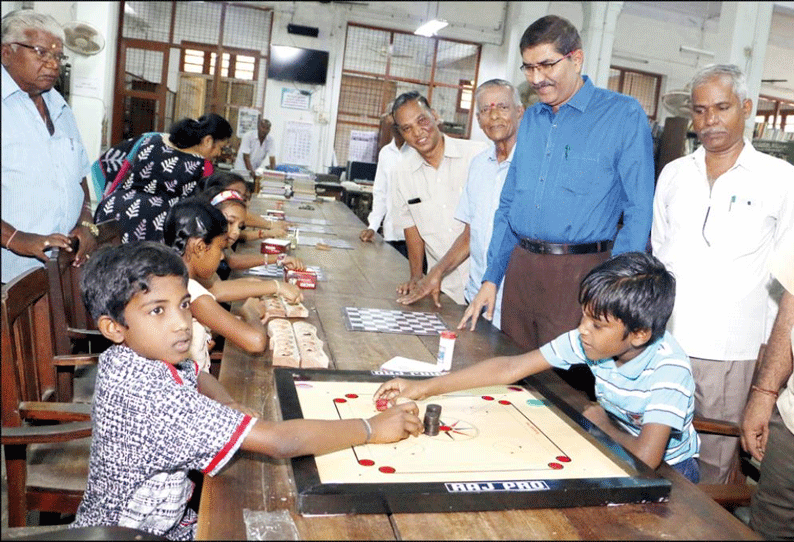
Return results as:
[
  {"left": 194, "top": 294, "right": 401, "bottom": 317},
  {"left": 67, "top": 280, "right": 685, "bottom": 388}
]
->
[{"left": 540, "top": 330, "right": 699, "bottom": 466}]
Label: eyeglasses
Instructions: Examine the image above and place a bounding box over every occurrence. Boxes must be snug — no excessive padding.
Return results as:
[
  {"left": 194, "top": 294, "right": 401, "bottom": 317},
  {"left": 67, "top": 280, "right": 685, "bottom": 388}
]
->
[
  {"left": 477, "top": 103, "right": 513, "bottom": 117},
  {"left": 12, "top": 42, "right": 68, "bottom": 64},
  {"left": 519, "top": 51, "right": 574, "bottom": 75}
]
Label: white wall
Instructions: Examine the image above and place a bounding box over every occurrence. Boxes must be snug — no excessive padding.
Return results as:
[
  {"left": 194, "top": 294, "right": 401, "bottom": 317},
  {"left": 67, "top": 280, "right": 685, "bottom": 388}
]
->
[{"left": 7, "top": 1, "right": 793, "bottom": 189}]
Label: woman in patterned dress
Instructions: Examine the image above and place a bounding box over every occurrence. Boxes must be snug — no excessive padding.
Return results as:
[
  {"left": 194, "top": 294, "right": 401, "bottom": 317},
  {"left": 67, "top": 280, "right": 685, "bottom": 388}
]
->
[{"left": 95, "top": 114, "right": 232, "bottom": 243}]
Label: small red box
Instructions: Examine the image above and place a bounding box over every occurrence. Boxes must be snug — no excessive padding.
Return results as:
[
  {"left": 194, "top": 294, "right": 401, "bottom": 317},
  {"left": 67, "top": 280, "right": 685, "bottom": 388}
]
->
[
  {"left": 285, "top": 269, "right": 317, "bottom": 289},
  {"left": 266, "top": 209, "right": 285, "bottom": 220},
  {"left": 261, "top": 238, "right": 290, "bottom": 254}
]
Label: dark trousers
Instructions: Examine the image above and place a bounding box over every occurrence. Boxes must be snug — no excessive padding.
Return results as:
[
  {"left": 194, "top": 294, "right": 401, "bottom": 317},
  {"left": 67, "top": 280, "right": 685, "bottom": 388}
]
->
[
  {"left": 388, "top": 240, "right": 427, "bottom": 274},
  {"left": 388, "top": 240, "right": 409, "bottom": 259},
  {"left": 500, "top": 246, "right": 611, "bottom": 401}
]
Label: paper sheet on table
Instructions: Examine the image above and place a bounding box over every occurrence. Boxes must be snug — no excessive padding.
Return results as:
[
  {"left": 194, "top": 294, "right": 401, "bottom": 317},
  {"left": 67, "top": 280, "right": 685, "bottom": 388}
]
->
[{"left": 379, "top": 356, "right": 444, "bottom": 375}]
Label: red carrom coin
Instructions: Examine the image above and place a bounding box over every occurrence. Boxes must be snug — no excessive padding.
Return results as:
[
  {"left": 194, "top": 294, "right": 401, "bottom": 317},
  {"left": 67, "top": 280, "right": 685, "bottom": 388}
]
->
[{"left": 376, "top": 398, "right": 389, "bottom": 411}]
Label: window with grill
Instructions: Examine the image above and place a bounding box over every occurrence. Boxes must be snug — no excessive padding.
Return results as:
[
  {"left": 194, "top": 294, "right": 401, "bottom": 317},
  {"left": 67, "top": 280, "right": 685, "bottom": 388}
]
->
[
  {"left": 114, "top": 1, "right": 272, "bottom": 148},
  {"left": 607, "top": 67, "right": 662, "bottom": 120},
  {"left": 334, "top": 23, "right": 481, "bottom": 165}
]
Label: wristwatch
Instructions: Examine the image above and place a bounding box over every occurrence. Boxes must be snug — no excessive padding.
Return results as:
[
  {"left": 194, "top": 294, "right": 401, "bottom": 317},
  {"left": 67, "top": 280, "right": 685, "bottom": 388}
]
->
[{"left": 81, "top": 221, "right": 99, "bottom": 237}]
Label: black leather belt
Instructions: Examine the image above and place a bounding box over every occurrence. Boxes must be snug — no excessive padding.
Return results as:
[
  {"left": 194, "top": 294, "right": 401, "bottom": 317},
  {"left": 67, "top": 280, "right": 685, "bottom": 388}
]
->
[{"left": 519, "top": 238, "right": 613, "bottom": 255}]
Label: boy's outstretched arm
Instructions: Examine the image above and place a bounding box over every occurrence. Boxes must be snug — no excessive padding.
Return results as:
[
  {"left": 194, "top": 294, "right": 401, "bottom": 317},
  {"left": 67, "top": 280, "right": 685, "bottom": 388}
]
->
[
  {"left": 374, "top": 350, "right": 552, "bottom": 405},
  {"left": 240, "top": 402, "right": 423, "bottom": 458},
  {"left": 582, "top": 404, "right": 670, "bottom": 469},
  {"left": 197, "top": 371, "right": 261, "bottom": 418}
]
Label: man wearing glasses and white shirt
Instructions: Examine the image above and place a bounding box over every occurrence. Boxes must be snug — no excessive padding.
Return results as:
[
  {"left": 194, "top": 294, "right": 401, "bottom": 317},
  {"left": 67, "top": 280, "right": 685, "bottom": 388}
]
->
[
  {"left": 1, "top": 9, "right": 97, "bottom": 284},
  {"left": 652, "top": 64, "right": 794, "bottom": 485},
  {"left": 460, "top": 15, "right": 654, "bottom": 401}
]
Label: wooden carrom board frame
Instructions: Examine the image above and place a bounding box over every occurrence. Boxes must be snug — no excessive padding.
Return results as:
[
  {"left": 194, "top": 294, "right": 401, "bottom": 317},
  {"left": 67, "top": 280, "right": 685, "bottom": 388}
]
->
[{"left": 274, "top": 368, "right": 672, "bottom": 515}]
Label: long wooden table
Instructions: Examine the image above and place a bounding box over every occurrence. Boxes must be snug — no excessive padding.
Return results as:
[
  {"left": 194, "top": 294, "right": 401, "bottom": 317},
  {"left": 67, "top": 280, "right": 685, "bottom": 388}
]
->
[{"left": 197, "top": 197, "right": 757, "bottom": 540}]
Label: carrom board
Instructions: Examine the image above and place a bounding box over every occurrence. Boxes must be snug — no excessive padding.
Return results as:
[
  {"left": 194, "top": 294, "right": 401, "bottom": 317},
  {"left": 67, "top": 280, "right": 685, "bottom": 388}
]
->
[
  {"left": 274, "top": 368, "right": 672, "bottom": 515},
  {"left": 343, "top": 307, "right": 448, "bottom": 335}
]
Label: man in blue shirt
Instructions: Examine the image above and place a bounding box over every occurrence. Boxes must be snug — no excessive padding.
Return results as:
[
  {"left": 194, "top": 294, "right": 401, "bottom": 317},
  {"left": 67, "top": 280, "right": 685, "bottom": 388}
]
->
[
  {"left": 1, "top": 9, "right": 97, "bottom": 283},
  {"left": 459, "top": 15, "right": 654, "bottom": 400}
]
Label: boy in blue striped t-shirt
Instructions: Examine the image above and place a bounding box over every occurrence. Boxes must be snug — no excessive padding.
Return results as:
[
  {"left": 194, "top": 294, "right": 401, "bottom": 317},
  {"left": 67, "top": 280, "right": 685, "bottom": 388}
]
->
[{"left": 375, "top": 251, "right": 700, "bottom": 483}]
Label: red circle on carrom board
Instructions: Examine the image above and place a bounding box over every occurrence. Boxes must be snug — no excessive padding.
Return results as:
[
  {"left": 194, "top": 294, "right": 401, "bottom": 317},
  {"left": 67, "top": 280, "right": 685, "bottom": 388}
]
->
[
  {"left": 345, "top": 393, "right": 358, "bottom": 399},
  {"left": 498, "top": 400, "right": 511, "bottom": 405},
  {"left": 481, "top": 396, "right": 494, "bottom": 401},
  {"left": 359, "top": 459, "right": 375, "bottom": 466},
  {"left": 379, "top": 466, "right": 396, "bottom": 474},
  {"left": 548, "top": 462, "right": 563, "bottom": 470},
  {"left": 440, "top": 425, "right": 451, "bottom": 432},
  {"left": 508, "top": 386, "right": 522, "bottom": 391},
  {"left": 333, "top": 398, "right": 346, "bottom": 403},
  {"left": 556, "top": 456, "right": 571, "bottom": 463}
]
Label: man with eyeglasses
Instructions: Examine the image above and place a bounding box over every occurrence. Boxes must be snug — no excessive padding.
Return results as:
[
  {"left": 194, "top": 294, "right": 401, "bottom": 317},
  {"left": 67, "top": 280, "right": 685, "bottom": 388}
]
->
[
  {"left": 652, "top": 64, "right": 794, "bottom": 485},
  {"left": 1, "top": 9, "right": 97, "bottom": 284},
  {"left": 396, "top": 80, "right": 524, "bottom": 330},
  {"left": 459, "top": 15, "right": 654, "bottom": 401},
  {"left": 391, "top": 91, "right": 487, "bottom": 305}
]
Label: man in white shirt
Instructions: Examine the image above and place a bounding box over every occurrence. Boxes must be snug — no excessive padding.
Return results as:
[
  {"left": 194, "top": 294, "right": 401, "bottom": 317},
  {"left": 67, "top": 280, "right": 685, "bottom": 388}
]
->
[
  {"left": 741, "top": 232, "right": 794, "bottom": 540},
  {"left": 391, "top": 91, "right": 487, "bottom": 305},
  {"left": 360, "top": 109, "right": 408, "bottom": 258},
  {"left": 396, "top": 79, "right": 524, "bottom": 330},
  {"left": 234, "top": 116, "right": 276, "bottom": 177},
  {"left": 652, "top": 64, "right": 794, "bottom": 484}
]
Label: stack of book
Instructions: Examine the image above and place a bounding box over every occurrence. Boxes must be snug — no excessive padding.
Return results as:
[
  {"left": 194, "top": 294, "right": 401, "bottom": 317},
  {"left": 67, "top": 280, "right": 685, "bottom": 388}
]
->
[
  {"left": 291, "top": 175, "right": 317, "bottom": 202},
  {"left": 258, "top": 170, "right": 289, "bottom": 197}
]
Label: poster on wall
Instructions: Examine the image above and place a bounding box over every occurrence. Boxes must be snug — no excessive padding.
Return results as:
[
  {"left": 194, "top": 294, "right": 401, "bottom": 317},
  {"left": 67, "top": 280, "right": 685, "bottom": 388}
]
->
[
  {"left": 282, "top": 121, "right": 313, "bottom": 166},
  {"left": 237, "top": 107, "right": 260, "bottom": 137},
  {"left": 348, "top": 130, "right": 378, "bottom": 163},
  {"left": 281, "top": 88, "right": 311, "bottom": 110}
]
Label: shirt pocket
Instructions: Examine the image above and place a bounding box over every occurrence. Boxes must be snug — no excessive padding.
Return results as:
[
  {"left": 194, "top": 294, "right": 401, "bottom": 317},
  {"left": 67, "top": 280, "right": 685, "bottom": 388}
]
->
[
  {"left": 49, "top": 136, "right": 82, "bottom": 187},
  {"left": 558, "top": 154, "right": 610, "bottom": 195},
  {"left": 410, "top": 200, "right": 442, "bottom": 236}
]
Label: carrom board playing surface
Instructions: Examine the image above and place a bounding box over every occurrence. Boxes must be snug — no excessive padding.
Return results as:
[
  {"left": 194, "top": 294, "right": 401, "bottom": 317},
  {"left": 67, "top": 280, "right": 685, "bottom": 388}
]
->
[
  {"left": 274, "top": 368, "right": 671, "bottom": 515},
  {"left": 342, "top": 307, "right": 448, "bottom": 335}
]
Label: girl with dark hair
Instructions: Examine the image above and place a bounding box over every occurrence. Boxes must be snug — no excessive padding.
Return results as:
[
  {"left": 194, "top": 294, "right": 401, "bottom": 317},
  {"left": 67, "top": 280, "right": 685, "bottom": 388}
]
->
[
  {"left": 199, "top": 170, "right": 291, "bottom": 241},
  {"left": 198, "top": 178, "right": 305, "bottom": 276},
  {"left": 163, "top": 197, "right": 266, "bottom": 372},
  {"left": 194, "top": 185, "right": 304, "bottom": 305},
  {"left": 95, "top": 114, "right": 233, "bottom": 244}
]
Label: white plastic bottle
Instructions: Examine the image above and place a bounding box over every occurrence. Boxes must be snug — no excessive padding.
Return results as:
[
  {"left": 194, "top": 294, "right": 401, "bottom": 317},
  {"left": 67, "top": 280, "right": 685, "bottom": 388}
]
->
[{"left": 436, "top": 330, "right": 457, "bottom": 372}]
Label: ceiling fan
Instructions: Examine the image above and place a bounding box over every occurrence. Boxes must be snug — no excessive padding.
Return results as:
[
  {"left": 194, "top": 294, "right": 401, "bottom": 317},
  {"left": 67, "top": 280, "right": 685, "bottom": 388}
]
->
[{"left": 371, "top": 44, "right": 412, "bottom": 59}]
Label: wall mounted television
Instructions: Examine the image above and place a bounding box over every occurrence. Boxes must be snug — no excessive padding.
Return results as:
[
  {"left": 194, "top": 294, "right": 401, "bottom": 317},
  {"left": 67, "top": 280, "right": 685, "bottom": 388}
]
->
[{"left": 268, "top": 45, "right": 329, "bottom": 85}]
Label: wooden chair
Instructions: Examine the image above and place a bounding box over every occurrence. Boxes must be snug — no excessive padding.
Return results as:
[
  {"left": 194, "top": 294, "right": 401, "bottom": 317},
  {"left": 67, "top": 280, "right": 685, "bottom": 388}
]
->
[
  {"left": 46, "top": 219, "right": 120, "bottom": 401},
  {"left": 694, "top": 344, "right": 765, "bottom": 511},
  {"left": 2, "top": 267, "right": 96, "bottom": 527}
]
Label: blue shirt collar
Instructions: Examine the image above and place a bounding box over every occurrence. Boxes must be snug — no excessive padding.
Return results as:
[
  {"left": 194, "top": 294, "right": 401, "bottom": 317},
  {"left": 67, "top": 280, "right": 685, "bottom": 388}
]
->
[
  {"left": 586, "top": 332, "right": 664, "bottom": 380},
  {"left": 2, "top": 65, "right": 67, "bottom": 118},
  {"left": 536, "top": 75, "right": 594, "bottom": 115},
  {"left": 486, "top": 142, "right": 517, "bottom": 164}
]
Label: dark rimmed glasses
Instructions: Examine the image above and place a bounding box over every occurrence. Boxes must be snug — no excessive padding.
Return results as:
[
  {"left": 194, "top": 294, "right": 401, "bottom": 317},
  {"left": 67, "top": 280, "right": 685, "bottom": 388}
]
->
[
  {"left": 520, "top": 51, "right": 574, "bottom": 76},
  {"left": 12, "top": 42, "right": 68, "bottom": 64}
]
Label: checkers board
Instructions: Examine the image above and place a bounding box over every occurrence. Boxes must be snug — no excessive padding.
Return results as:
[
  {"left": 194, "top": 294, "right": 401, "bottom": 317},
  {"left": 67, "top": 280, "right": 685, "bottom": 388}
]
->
[
  {"left": 343, "top": 307, "right": 448, "bottom": 335},
  {"left": 274, "top": 368, "right": 672, "bottom": 515}
]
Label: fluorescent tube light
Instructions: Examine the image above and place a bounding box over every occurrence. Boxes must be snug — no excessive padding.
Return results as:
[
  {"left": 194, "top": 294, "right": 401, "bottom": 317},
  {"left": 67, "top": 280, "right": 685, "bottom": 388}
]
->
[{"left": 415, "top": 19, "right": 448, "bottom": 37}]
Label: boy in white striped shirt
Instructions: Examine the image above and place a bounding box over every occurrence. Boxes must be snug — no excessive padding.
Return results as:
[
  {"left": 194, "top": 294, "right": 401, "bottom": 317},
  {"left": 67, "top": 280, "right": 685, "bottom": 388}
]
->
[{"left": 375, "top": 252, "right": 700, "bottom": 482}]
